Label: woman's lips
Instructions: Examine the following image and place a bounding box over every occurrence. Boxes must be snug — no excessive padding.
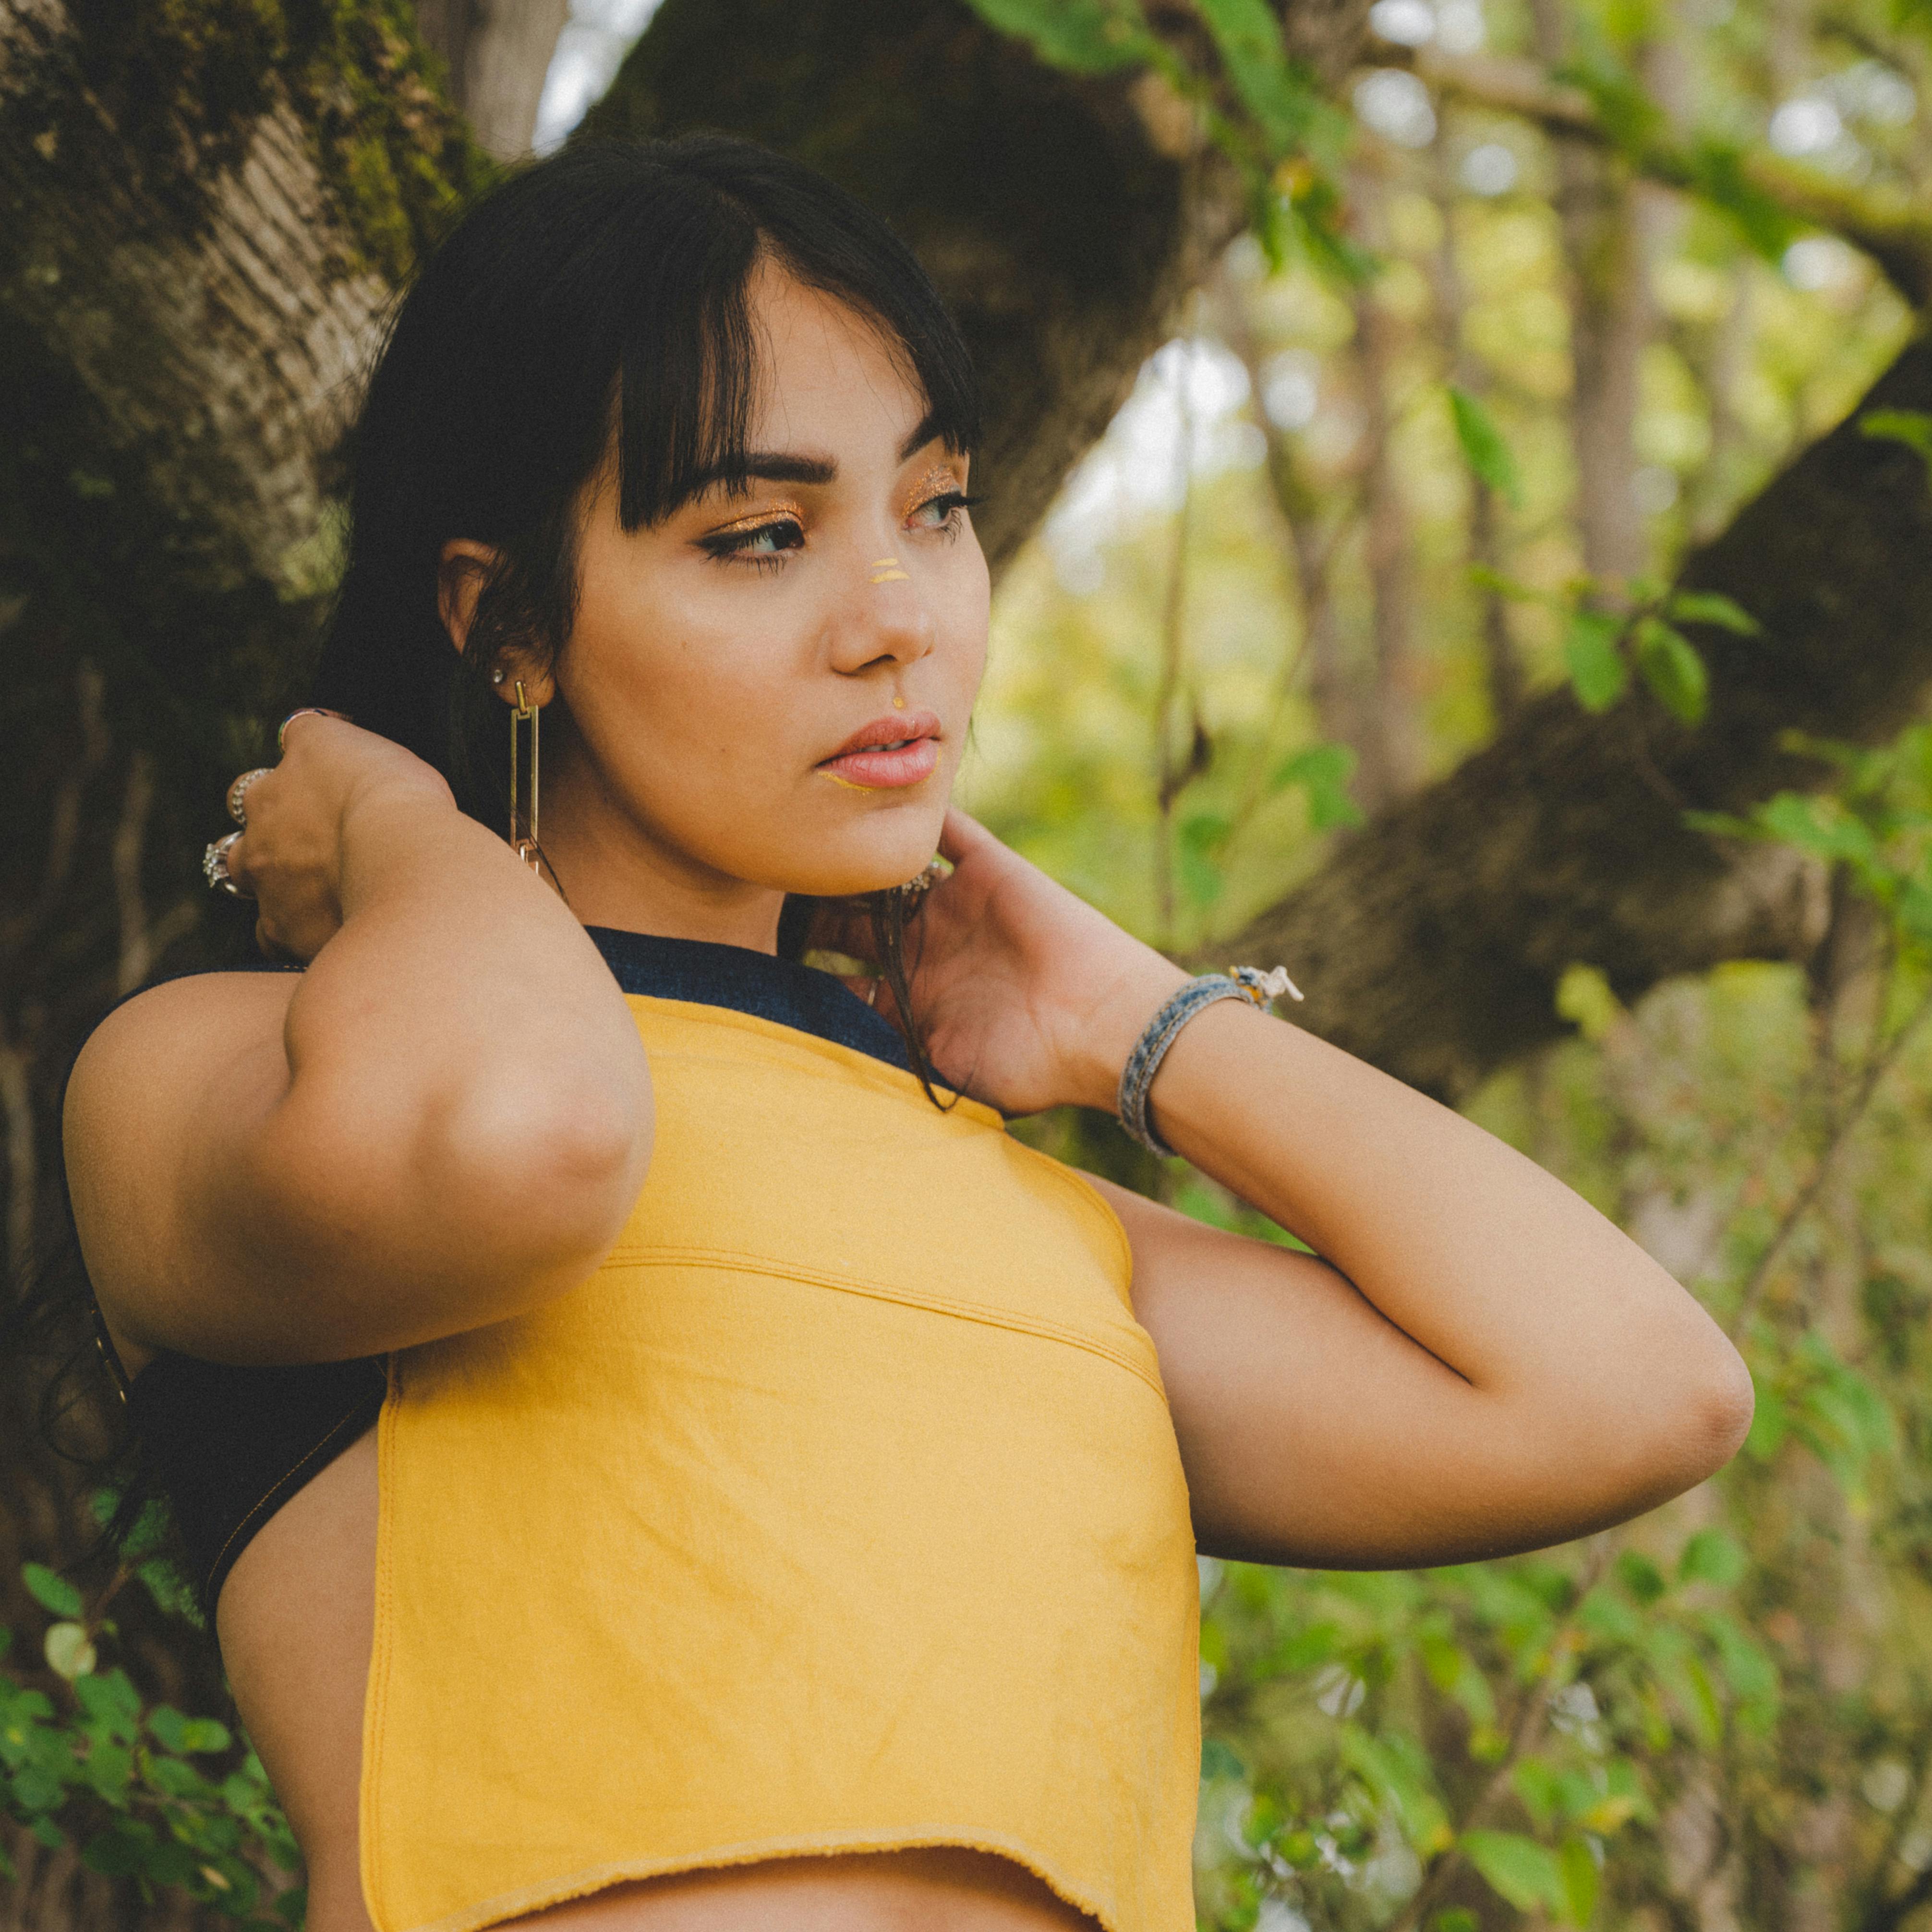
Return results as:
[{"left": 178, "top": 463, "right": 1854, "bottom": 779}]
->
[{"left": 817, "top": 711, "right": 942, "bottom": 790}]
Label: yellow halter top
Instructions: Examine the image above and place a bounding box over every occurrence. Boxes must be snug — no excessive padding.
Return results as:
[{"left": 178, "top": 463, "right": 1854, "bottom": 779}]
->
[{"left": 359, "top": 932, "right": 1201, "bottom": 1932}]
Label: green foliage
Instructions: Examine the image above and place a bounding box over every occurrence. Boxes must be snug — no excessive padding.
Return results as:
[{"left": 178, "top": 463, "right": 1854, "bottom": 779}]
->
[
  {"left": 959, "top": 0, "right": 1158, "bottom": 73},
  {"left": 0, "top": 1554, "right": 300, "bottom": 1922},
  {"left": 1688, "top": 725, "right": 1932, "bottom": 962},
  {"left": 1448, "top": 387, "right": 1524, "bottom": 509},
  {"left": 1860, "top": 409, "right": 1932, "bottom": 474},
  {"left": 1272, "top": 743, "right": 1365, "bottom": 832},
  {"left": 962, "top": 0, "right": 1355, "bottom": 276}
]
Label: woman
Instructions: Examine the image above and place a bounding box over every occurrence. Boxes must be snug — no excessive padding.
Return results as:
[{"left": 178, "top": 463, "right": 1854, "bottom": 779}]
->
[{"left": 62, "top": 136, "right": 1752, "bottom": 1932}]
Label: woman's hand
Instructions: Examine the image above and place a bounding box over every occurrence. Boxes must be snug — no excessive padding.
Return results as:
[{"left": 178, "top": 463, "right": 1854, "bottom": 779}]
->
[
  {"left": 225, "top": 714, "right": 456, "bottom": 962},
  {"left": 816, "top": 809, "right": 1186, "bottom": 1115}
]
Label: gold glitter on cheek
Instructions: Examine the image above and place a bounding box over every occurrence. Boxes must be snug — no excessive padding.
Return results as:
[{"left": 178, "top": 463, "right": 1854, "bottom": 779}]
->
[{"left": 869, "top": 556, "right": 909, "bottom": 584}]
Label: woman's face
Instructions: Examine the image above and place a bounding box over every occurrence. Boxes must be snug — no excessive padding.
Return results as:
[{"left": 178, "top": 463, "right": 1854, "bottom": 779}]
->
[{"left": 482, "top": 262, "right": 990, "bottom": 943}]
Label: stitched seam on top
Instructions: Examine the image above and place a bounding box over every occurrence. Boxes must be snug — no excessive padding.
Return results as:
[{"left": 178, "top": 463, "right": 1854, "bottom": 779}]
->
[
  {"left": 199, "top": 1386, "right": 385, "bottom": 1606},
  {"left": 601, "top": 1244, "right": 1166, "bottom": 1399},
  {"left": 624, "top": 995, "right": 1002, "bottom": 1124}
]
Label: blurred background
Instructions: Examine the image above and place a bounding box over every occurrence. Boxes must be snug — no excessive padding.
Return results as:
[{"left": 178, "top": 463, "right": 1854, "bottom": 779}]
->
[{"left": 2, "top": 0, "right": 1932, "bottom": 1924}]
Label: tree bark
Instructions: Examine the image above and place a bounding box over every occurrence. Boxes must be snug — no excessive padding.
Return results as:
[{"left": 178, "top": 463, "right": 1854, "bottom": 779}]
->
[
  {"left": 413, "top": 0, "right": 568, "bottom": 161},
  {"left": 1228, "top": 333, "right": 1932, "bottom": 1101},
  {"left": 583, "top": 0, "right": 1251, "bottom": 576}
]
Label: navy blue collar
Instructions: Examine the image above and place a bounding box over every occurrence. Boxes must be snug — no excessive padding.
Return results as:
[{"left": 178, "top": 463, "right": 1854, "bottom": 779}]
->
[{"left": 585, "top": 928, "right": 912, "bottom": 1077}]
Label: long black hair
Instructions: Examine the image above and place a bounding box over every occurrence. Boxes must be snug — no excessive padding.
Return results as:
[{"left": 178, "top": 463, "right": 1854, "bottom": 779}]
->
[
  {"left": 22, "top": 135, "right": 987, "bottom": 1577},
  {"left": 313, "top": 134, "right": 981, "bottom": 1095}
]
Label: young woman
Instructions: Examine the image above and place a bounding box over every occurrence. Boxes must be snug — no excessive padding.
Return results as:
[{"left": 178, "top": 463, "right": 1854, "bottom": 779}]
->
[{"left": 62, "top": 136, "right": 1752, "bottom": 1932}]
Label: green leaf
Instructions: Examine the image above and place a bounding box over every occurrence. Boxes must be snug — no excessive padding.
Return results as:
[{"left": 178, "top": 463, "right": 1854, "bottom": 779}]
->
[
  {"left": 1685, "top": 140, "right": 1799, "bottom": 258},
  {"left": 1468, "top": 563, "right": 1552, "bottom": 605},
  {"left": 1699, "top": 1611, "right": 1780, "bottom": 1705},
  {"left": 1635, "top": 616, "right": 1708, "bottom": 724},
  {"left": 1513, "top": 1755, "right": 1563, "bottom": 1828},
  {"left": 1273, "top": 741, "right": 1364, "bottom": 829},
  {"left": 1199, "top": 1736, "right": 1245, "bottom": 1781},
  {"left": 1564, "top": 610, "right": 1630, "bottom": 712},
  {"left": 1579, "top": 1585, "right": 1642, "bottom": 1643},
  {"left": 1616, "top": 1550, "right": 1667, "bottom": 1604},
  {"left": 1559, "top": 1834, "right": 1602, "bottom": 1925},
  {"left": 1678, "top": 1528, "right": 1748, "bottom": 1588},
  {"left": 74, "top": 1668, "right": 142, "bottom": 1741},
  {"left": 136, "top": 1557, "right": 206, "bottom": 1630},
  {"left": 1553, "top": 53, "right": 1666, "bottom": 152},
  {"left": 43, "top": 1622, "right": 97, "bottom": 1681},
  {"left": 149, "top": 1706, "right": 232, "bottom": 1755},
  {"left": 1555, "top": 964, "right": 1625, "bottom": 1044},
  {"left": 80, "top": 1818, "right": 160, "bottom": 1879},
  {"left": 1860, "top": 409, "right": 1932, "bottom": 470},
  {"left": 21, "top": 1564, "right": 83, "bottom": 1620},
  {"left": 961, "top": 0, "right": 1158, "bottom": 72},
  {"left": 1666, "top": 590, "right": 1761, "bottom": 636},
  {"left": 1448, "top": 386, "right": 1523, "bottom": 507},
  {"left": 1434, "top": 1913, "right": 1479, "bottom": 1932},
  {"left": 1461, "top": 1829, "right": 1568, "bottom": 1914},
  {"left": 1195, "top": 0, "right": 1317, "bottom": 153}
]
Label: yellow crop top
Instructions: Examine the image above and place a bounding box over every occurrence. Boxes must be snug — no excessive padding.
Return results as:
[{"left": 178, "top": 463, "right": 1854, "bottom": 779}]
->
[{"left": 359, "top": 931, "right": 1201, "bottom": 1932}]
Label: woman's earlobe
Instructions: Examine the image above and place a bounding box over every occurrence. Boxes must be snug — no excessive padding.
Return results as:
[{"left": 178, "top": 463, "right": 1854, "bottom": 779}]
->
[{"left": 438, "top": 539, "right": 499, "bottom": 653}]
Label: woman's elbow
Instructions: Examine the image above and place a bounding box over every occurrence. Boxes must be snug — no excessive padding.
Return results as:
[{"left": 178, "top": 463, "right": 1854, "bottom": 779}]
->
[
  {"left": 1680, "top": 1333, "right": 1756, "bottom": 1479},
  {"left": 1618, "top": 1326, "right": 1755, "bottom": 1504},
  {"left": 437, "top": 1063, "right": 654, "bottom": 1258}
]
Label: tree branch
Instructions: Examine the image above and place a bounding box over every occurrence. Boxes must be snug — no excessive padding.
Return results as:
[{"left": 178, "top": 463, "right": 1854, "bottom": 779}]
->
[
  {"left": 1228, "top": 334, "right": 1932, "bottom": 1100},
  {"left": 1384, "top": 40, "right": 1932, "bottom": 310}
]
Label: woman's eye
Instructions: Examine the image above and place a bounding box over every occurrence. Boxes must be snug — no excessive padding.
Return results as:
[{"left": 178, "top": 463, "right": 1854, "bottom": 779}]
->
[
  {"left": 698, "top": 517, "right": 806, "bottom": 567},
  {"left": 909, "top": 491, "right": 976, "bottom": 536}
]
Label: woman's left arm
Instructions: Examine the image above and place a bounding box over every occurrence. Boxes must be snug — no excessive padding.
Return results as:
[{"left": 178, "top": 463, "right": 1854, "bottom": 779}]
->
[{"left": 897, "top": 811, "right": 1755, "bottom": 1570}]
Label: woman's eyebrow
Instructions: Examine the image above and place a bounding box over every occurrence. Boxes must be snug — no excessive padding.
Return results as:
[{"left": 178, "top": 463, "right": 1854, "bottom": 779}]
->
[
  {"left": 689, "top": 451, "right": 838, "bottom": 495},
  {"left": 689, "top": 410, "right": 948, "bottom": 495},
  {"left": 897, "top": 409, "right": 943, "bottom": 462}
]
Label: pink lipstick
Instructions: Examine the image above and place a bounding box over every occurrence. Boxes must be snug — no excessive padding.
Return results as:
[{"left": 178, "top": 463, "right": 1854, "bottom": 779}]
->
[{"left": 817, "top": 710, "right": 942, "bottom": 790}]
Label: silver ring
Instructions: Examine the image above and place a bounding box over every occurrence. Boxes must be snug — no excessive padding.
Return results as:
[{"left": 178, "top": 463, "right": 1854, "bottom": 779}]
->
[
  {"left": 203, "top": 830, "right": 253, "bottom": 899},
  {"left": 226, "top": 767, "right": 271, "bottom": 827}
]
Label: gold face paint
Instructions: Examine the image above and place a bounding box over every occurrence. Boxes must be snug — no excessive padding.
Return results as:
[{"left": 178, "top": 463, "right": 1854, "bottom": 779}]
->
[
  {"left": 900, "top": 465, "right": 963, "bottom": 522},
  {"left": 706, "top": 499, "right": 807, "bottom": 538},
  {"left": 892, "top": 695, "right": 907, "bottom": 711},
  {"left": 869, "top": 556, "right": 909, "bottom": 584}
]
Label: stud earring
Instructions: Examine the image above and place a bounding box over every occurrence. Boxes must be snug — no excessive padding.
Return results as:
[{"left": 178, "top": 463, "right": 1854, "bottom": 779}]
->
[
  {"left": 491, "top": 667, "right": 506, "bottom": 686},
  {"left": 509, "top": 680, "right": 540, "bottom": 870}
]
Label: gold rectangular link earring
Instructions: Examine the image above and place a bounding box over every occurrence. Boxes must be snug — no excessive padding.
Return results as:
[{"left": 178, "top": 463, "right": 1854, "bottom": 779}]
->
[{"left": 510, "top": 679, "right": 541, "bottom": 870}]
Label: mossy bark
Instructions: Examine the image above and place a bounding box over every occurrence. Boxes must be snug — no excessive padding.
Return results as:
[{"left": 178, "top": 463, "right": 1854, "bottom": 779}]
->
[{"left": 0, "top": 1, "right": 486, "bottom": 1918}]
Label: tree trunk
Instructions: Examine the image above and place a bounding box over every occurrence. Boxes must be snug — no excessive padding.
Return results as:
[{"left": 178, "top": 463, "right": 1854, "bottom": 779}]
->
[
  {"left": 1228, "top": 334, "right": 1932, "bottom": 1101},
  {"left": 413, "top": 0, "right": 568, "bottom": 161},
  {"left": 1350, "top": 162, "right": 1426, "bottom": 811},
  {"left": 582, "top": 0, "right": 1251, "bottom": 576}
]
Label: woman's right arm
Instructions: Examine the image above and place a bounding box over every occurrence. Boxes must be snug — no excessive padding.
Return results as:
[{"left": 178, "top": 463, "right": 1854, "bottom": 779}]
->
[{"left": 64, "top": 716, "right": 653, "bottom": 1369}]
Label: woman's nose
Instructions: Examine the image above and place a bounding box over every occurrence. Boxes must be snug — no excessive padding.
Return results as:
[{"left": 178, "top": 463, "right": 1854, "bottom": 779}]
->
[{"left": 831, "top": 549, "right": 935, "bottom": 673}]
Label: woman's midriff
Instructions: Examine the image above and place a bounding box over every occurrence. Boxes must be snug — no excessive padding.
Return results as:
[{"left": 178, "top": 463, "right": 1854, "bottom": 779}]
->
[{"left": 215, "top": 1433, "right": 1095, "bottom": 1932}]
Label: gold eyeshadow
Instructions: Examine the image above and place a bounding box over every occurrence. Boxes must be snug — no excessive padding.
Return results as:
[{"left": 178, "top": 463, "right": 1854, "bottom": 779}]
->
[
  {"left": 899, "top": 466, "right": 964, "bottom": 521},
  {"left": 704, "top": 498, "right": 806, "bottom": 535}
]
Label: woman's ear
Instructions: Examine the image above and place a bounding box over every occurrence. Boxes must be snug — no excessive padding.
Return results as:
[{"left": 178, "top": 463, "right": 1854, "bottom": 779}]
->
[
  {"left": 438, "top": 539, "right": 498, "bottom": 653},
  {"left": 438, "top": 539, "right": 556, "bottom": 704}
]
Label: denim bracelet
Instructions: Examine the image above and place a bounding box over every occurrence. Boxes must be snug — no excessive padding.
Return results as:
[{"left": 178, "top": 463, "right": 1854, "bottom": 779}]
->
[{"left": 1116, "top": 966, "right": 1304, "bottom": 1158}]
